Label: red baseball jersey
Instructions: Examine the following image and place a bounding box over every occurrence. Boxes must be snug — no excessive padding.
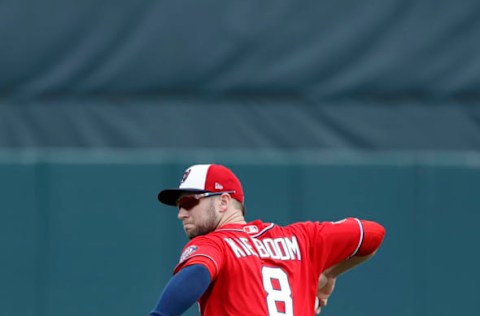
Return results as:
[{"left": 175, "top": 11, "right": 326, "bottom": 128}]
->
[{"left": 174, "top": 218, "right": 363, "bottom": 316}]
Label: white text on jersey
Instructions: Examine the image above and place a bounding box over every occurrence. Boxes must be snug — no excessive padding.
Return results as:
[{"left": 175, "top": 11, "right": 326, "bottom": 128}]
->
[{"left": 224, "top": 236, "right": 301, "bottom": 261}]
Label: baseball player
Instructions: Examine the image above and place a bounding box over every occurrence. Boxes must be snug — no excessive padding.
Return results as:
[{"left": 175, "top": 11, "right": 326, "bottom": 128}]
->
[{"left": 150, "top": 164, "right": 385, "bottom": 315}]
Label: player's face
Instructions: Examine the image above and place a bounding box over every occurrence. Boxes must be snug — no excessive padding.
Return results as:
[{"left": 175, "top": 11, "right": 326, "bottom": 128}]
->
[{"left": 177, "top": 196, "right": 221, "bottom": 239}]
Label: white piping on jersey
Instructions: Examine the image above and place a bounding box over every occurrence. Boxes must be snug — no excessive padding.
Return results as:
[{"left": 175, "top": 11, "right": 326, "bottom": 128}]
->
[
  {"left": 216, "top": 223, "right": 275, "bottom": 237},
  {"left": 350, "top": 218, "right": 364, "bottom": 257},
  {"left": 251, "top": 223, "right": 275, "bottom": 238}
]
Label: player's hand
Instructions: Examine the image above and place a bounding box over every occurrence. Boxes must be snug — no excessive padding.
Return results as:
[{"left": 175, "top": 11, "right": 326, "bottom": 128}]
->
[{"left": 315, "top": 274, "right": 336, "bottom": 314}]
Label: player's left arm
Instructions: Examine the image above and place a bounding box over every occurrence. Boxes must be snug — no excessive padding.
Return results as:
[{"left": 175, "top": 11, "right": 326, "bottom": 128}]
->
[
  {"left": 151, "top": 236, "right": 223, "bottom": 315},
  {"left": 323, "top": 219, "right": 385, "bottom": 278},
  {"left": 150, "top": 264, "right": 210, "bottom": 316},
  {"left": 315, "top": 220, "right": 385, "bottom": 314}
]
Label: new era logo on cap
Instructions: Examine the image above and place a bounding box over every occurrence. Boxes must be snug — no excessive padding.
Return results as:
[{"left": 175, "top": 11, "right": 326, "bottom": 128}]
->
[{"left": 158, "top": 164, "right": 244, "bottom": 206}]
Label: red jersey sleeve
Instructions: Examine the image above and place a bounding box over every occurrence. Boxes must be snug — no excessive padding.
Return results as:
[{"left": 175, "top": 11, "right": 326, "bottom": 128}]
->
[
  {"left": 356, "top": 220, "right": 385, "bottom": 256},
  {"left": 304, "top": 218, "right": 364, "bottom": 272},
  {"left": 173, "top": 236, "right": 225, "bottom": 280}
]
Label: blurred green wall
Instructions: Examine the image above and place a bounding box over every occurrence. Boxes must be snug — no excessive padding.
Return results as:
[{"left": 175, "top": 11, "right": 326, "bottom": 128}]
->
[{"left": 1, "top": 150, "right": 478, "bottom": 316}]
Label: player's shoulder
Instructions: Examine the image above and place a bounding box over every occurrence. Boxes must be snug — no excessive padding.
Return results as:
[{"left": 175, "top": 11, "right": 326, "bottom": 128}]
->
[
  {"left": 283, "top": 219, "right": 336, "bottom": 233},
  {"left": 286, "top": 218, "right": 358, "bottom": 227},
  {"left": 177, "top": 234, "right": 225, "bottom": 261},
  {"left": 284, "top": 220, "right": 320, "bottom": 230},
  {"left": 285, "top": 217, "right": 361, "bottom": 234},
  {"left": 187, "top": 233, "right": 224, "bottom": 245}
]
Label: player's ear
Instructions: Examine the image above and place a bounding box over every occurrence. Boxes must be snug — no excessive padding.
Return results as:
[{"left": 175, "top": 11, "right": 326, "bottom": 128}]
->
[{"left": 218, "top": 193, "right": 231, "bottom": 213}]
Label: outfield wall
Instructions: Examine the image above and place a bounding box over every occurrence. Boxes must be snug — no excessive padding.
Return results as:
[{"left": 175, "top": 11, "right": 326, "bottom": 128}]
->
[{"left": 1, "top": 150, "right": 478, "bottom": 316}]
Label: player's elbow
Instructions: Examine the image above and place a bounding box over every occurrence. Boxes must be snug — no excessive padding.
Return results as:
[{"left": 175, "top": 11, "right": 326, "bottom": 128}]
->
[{"left": 355, "top": 221, "right": 385, "bottom": 257}]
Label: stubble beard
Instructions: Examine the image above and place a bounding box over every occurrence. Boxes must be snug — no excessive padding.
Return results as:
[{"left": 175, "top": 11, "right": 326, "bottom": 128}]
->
[{"left": 186, "top": 200, "right": 220, "bottom": 239}]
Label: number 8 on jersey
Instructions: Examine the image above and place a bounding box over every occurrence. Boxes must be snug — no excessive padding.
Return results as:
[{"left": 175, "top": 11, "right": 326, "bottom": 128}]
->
[{"left": 262, "top": 267, "right": 293, "bottom": 316}]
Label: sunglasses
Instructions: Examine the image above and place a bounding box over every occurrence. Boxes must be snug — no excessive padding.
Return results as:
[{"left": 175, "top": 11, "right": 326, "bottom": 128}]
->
[{"left": 176, "top": 191, "right": 235, "bottom": 210}]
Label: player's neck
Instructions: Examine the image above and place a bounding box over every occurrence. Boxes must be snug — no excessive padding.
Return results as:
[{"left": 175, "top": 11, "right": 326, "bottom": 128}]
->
[{"left": 216, "top": 210, "right": 246, "bottom": 229}]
